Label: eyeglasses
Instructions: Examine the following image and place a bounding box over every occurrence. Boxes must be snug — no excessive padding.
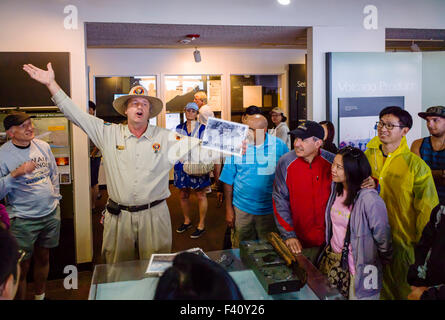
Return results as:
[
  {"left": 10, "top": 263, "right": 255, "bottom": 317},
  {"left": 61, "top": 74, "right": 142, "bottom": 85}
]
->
[
  {"left": 376, "top": 121, "right": 406, "bottom": 131},
  {"left": 340, "top": 146, "right": 362, "bottom": 159}
]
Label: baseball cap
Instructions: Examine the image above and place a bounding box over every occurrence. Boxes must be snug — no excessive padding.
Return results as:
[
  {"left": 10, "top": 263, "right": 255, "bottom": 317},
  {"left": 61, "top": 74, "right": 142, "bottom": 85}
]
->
[
  {"left": 270, "top": 107, "right": 285, "bottom": 115},
  {"left": 289, "top": 120, "right": 324, "bottom": 140},
  {"left": 418, "top": 106, "right": 445, "bottom": 119},
  {"left": 185, "top": 102, "right": 199, "bottom": 111},
  {"left": 3, "top": 111, "right": 34, "bottom": 131},
  {"left": 270, "top": 107, "right": 287, "bottom": 122}
]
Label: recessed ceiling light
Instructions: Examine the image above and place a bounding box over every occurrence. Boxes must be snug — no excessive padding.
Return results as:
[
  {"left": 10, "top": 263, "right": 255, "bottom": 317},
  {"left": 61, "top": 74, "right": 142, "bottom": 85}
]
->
[{"left": 278, "top": 0, "right": 291, "bottom": 5}]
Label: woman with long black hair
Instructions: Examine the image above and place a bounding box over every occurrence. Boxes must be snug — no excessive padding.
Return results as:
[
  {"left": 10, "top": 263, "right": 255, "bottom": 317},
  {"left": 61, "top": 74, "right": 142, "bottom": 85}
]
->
[{"left": 319, "top": 146, "right": 392, "bottom": 299}]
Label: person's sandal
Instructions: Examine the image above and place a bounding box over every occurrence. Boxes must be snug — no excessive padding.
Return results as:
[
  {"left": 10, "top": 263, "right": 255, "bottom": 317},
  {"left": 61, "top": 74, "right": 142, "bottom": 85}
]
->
[
  {"left": 176, "top": 223, "right": 192, "bottom": 233},
  {"left": 190, "top": 228, "right": 206, "bottom": 239}
]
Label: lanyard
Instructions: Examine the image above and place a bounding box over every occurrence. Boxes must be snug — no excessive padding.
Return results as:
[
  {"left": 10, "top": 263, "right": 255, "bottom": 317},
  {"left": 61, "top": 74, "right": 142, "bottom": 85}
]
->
[{"left": 190, "top": 122, "right": 201, "bottom": 138}]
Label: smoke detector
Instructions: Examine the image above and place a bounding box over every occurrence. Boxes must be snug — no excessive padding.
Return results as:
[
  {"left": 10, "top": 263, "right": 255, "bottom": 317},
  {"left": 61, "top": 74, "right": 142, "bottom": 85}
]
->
[
  {"left": 179, "top": 34, "right": 200, "bottom": 44},
  {"left": 186, "top": 34, "right": 200, "bottom": 41}
]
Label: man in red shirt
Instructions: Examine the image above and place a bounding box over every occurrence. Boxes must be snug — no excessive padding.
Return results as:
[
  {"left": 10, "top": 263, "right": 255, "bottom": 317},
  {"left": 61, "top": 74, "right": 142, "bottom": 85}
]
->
[{"left": 273, "top": 121, "right": 334, "bottom": 263}]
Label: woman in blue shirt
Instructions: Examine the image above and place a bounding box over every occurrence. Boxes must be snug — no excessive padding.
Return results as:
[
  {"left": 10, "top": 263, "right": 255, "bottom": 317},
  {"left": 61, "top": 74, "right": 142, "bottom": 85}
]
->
[{"left": 174, "top": 102, "right": 211, "bottom": 239}]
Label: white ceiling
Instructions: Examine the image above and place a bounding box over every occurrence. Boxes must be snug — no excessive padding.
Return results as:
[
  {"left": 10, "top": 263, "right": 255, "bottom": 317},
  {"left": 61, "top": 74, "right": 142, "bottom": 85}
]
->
[{"left": 86, "top": 23, "right": 308, "bottom": 49}]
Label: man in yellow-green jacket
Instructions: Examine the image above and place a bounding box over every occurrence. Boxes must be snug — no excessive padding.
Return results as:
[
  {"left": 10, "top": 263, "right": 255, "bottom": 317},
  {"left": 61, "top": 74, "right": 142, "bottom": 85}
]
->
[{"left": 365, "top": 106, "right": 439, "bottom": 300}]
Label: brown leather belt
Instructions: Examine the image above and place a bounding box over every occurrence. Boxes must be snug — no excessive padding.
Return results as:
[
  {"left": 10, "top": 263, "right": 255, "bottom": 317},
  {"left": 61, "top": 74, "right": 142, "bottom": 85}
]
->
[{"left": 108, "top": 198, "right": 165, "bottom": 213}]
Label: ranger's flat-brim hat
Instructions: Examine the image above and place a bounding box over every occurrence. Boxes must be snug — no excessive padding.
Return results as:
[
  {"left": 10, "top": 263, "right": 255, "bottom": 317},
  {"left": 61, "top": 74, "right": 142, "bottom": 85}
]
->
[
  {"left": 112, "top": 85, "right": 163, "bottom": 119},
  {"left": 418, "top": 106, "right": 445, "bottom": 119}
]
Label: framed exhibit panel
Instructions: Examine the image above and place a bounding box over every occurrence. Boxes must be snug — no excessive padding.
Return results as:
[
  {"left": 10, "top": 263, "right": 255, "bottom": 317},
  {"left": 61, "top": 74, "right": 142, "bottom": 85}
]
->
[
  {"left": 326, "top": 52, "right": 422, "bottom": 146},
  {"left": 338, "top": 96, "right": 404, "bottom": 150},
  {"left": 164, "top": 75, "right": 222, "bottom": 131},
  {"left": 230, "top": 74, "right": 283, "bottom": 124},
  {"left": 0, "top": 112, "right": 72, "bottom": 184}
]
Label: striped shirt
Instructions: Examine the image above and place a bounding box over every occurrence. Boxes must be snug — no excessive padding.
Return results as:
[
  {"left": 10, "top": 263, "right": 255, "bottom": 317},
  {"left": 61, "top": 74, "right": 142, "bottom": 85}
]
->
[{"left": 420, "top": 137, "right": 445, "bottom": 203}]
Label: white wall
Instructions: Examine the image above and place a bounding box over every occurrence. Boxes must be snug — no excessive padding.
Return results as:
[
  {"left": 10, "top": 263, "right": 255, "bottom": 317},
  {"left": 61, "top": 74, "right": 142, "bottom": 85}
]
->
[
  {"left": 422, "top": 52, "right": 445, "bottom": 137},
  {"left": 87, "top": 48, "right": 306, "bottom": 122},
  {"left": 2, "top": 0, "right": 445, "bottom": 263},
  {"left": 307, "top": 26, "right": 386, "bottom": 121},
  {"left": 329, "top": 52, "right": 423, "bottom": 147}
]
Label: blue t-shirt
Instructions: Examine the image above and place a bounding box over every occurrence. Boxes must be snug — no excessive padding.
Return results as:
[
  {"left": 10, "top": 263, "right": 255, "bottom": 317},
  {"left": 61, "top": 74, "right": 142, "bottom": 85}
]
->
[{"left": 219, "top": 134, "right": 289, "bottom": 215}]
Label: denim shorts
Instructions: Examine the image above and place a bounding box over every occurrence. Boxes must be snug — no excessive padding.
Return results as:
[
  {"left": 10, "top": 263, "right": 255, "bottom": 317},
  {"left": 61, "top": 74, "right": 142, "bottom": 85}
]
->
[{"left": 10, "top": 205, "right": 61, "bottom": 260}]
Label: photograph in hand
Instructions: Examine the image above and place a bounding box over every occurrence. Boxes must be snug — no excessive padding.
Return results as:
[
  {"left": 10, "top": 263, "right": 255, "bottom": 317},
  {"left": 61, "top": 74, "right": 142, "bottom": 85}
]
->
[{"left": 201, "top": 117, "right": 248, "bottom": 157}]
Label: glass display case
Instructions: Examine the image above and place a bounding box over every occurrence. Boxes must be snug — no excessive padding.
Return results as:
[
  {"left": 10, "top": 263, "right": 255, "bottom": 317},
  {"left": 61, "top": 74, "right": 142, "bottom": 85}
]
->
[{"left": 89, "top": 249, "right": 343, "bottom": 300}]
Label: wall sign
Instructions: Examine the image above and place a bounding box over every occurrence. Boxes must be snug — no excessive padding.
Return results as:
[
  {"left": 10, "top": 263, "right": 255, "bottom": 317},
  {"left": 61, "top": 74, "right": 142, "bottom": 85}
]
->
[{"left": 338, "top": 96, "right": 404, "bottom": 151}]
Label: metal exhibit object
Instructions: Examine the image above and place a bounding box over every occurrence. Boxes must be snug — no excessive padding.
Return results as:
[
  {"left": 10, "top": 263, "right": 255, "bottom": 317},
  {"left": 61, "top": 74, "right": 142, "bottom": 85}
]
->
[{"left": 240, "top": 234, "right": 307, "bottom": 295}]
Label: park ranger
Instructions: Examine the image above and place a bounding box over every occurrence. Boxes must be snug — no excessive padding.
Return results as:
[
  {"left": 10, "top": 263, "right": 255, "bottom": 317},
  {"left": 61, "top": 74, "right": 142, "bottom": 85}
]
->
[{"left": 23, "top": 63, "right": 204, "bottom": 264}]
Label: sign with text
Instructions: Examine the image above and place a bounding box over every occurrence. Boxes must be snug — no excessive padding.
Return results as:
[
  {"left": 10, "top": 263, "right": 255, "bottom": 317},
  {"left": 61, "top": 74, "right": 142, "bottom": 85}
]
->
[{"left": 338, "top": 96, "right": 404, "bottom": 151}]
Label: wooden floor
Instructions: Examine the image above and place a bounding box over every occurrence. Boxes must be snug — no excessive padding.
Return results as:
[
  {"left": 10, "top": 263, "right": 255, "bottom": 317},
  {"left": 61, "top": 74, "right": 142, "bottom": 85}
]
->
[{"left": 24, "top": 185, "right": 227, "bottom": 300}]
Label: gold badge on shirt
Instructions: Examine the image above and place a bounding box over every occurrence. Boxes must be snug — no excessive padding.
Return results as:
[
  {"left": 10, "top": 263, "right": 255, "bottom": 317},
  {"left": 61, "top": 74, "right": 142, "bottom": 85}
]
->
[
  {"left": 175, "top": 135, "right": 182, "bottom": 141},
  {"left": 116, "top": 145, "right": 125, "bottom": 150},
  {"left": 153, "top": 143, "right": 161, "bottom": 153}
]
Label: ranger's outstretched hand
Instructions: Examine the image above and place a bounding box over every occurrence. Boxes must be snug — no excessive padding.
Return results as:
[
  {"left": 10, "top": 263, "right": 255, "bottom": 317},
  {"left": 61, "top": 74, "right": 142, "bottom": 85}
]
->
[{"left": 23, "top": 62, "right": 61, "bottom": 95}]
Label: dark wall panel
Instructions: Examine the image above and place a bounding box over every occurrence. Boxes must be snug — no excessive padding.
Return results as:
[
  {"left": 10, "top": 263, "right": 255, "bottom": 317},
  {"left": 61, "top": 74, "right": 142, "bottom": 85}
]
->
[{"left": 0, "top": 52, "right": 70, "bottom": 107}]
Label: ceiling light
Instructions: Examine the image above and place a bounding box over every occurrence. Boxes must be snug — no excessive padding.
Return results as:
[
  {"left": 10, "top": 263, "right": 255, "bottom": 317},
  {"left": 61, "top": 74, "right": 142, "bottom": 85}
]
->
[
  {"left": 278, "top": 0, "right": 291, "bottom": 5},
  {"left": 193, "top": 48, "right": 201, "bottom": 63}
]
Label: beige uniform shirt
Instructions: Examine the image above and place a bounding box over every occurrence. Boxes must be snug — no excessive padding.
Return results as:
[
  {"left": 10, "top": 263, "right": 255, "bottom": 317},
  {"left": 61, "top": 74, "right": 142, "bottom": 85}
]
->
[{"left": 51, "top": 90, "right": 200, "bottom": 206}]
